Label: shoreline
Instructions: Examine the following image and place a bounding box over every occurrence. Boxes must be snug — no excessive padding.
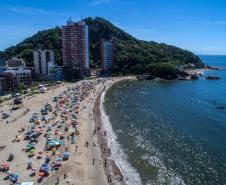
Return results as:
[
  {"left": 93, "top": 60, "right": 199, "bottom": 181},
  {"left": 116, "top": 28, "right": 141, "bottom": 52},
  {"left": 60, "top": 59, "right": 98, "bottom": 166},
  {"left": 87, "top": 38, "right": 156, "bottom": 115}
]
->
[
  {"left": 93, "top": 87, "right": 124, "bottom": 184},
  {"left": 93, "top": 77, "right": 142, "bottom": 185}
]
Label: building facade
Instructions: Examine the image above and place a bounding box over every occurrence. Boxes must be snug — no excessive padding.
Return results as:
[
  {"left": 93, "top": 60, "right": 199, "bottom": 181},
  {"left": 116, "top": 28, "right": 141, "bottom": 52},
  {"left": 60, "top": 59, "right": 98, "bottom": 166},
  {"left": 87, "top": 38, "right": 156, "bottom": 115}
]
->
[
  {"left": 6, "top": 57, "right": 25, "bottom": 68},
  {"left": 0, "top": 58, "right": 6, "bottom": 74},
  {"left": 4, "top": 68, "right": 32, "bottom": 85},
  {"left": 33, "top": 50, "right": 55, "bottom": 79},
  {"left": 2, "top": 72, "right": 18, "bottom": 91},
  {"left": 62, "top": 19, "right": 89, "bottom": 70},
  {"left": 0, "top": 77, "right": 6, "bottom": 92},
  {"left": 100, "top": 39, "right": 114, "bottom": 70},
  {"left": 0, "top": 57, "right": 31, "bottom": 92},
  {"left": 49, "top": 65, "right": 63, "bottom": 81}
]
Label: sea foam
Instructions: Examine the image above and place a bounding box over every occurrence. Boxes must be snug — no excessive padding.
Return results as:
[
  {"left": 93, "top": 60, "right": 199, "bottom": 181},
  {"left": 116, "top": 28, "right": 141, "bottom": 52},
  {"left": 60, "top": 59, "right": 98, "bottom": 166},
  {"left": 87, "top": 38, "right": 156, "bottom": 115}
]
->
[{"left": 100, "top": 86, "right": 143, "bottom": 185}]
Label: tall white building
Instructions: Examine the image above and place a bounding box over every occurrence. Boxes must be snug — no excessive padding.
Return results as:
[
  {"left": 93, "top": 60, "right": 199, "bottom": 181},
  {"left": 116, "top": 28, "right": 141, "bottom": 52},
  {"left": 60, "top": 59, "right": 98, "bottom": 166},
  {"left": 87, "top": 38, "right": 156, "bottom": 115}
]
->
[
  {"left": 33, "top": 50, "right": 55, "bottom": 78},
  {"left": 101, "top": 40, "right": 114, "bottom": 70}
]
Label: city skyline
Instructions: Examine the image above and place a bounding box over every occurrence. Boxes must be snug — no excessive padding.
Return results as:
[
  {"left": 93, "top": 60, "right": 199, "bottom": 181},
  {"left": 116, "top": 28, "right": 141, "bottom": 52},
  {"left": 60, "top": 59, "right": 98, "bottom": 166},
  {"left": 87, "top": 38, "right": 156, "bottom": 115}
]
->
[{"left": 0, "top": 0, "right": 226, "bottom": 55}]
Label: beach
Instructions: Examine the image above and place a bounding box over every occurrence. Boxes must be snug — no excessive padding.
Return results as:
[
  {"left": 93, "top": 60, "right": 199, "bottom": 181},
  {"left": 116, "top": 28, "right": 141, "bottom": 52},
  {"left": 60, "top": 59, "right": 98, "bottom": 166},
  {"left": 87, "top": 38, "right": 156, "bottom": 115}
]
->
[{"left": 0, "top": 77, "right": 133, "bottom": 185}]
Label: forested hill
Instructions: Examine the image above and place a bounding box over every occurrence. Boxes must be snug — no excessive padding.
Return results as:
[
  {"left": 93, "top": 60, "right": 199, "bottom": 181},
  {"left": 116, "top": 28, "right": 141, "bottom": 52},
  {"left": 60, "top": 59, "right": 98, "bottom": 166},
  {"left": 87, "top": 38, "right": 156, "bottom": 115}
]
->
[{"left": 0, "top": 17, "right": 204, "bottom": 74}]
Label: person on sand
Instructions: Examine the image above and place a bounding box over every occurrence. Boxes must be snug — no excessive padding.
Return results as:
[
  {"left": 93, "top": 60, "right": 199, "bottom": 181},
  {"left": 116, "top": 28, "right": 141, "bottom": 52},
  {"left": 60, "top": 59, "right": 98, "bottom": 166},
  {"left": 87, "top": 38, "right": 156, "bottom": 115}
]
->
[
  {"left": 120, "top": 175, "right": 123, "bottom": 181},
  {"left": 92, "top": 158, "right": 95, "bottom": 165},
  {"left": 67, "top": 136, "right": 70, "bottom": 141},
  {"left": 104, "top": 158, "right": 107, "bottom": 167},
  {"left": 55, "top": 177, "right": 59, "bottom": 185},
  {"left": 75, "top": 145, "right": 78, "bottom": 152},
  {"left": 107, "top": 174, "right": 112, "bottom": 182},
  {"left": 84, "top": 141, "right": 89, "bottom": 148},
  {"left": 93, "top": 129, "right": 96, "bottom": 135}
]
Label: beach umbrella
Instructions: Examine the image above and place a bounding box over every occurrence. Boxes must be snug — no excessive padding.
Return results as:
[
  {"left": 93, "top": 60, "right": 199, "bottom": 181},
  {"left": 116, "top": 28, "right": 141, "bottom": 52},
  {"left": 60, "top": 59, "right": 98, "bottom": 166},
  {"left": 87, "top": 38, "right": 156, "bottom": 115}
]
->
[
  {"left": 10, "top": 173, "right": 19, "bottom": 183},
  {"left": 28, "top": 149, "right": 35, "bottom": 155},
  {"left": 39, "top": 172, "right": 45, "bottom": 177},
  {"left": 52, "top": 147, "right": 57, "bottom": 152},
  {"left": 47, "top": 154, "right": 52, "bottom": 158},
  {"left": 2, "top": 163, "right": 10, "bottom": 167}
]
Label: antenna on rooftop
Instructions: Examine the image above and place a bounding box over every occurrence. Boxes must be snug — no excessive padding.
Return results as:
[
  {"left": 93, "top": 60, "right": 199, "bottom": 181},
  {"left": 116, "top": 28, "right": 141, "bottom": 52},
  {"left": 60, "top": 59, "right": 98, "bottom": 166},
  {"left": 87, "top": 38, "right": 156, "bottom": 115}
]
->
[{"left": 67, "top": 16, "right": 73, "bottom": 25}]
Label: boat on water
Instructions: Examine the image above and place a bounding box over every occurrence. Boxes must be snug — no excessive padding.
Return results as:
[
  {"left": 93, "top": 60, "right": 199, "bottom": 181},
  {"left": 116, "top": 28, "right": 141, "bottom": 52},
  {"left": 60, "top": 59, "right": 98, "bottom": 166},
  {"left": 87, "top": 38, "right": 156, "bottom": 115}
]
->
[
  {"left": 217, "top": 106, "right": 225, "bottom": 110},
  {"left": 178, "top": 76, "right": 190, "bottom": 81},
  {"left": 206, "top": 76, "right": 221, "bottom": 80},
  {"left": 191, "top": 74, "right": 199, "bottom": 80}
]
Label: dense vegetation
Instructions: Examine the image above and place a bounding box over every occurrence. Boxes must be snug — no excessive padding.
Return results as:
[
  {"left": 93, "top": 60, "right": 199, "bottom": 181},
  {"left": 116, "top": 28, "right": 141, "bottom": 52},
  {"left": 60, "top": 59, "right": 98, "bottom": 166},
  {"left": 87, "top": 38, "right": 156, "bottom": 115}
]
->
[{"left": 0, "top": 17, "right": 204, "bottom": 77}]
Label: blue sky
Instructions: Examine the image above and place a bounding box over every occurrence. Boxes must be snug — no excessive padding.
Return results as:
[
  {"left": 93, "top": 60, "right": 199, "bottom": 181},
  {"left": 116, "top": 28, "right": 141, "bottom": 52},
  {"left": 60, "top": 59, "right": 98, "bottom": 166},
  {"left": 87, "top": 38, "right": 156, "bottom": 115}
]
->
[{"left": 0, "top": 0, "right": 226, "bottom": 55}]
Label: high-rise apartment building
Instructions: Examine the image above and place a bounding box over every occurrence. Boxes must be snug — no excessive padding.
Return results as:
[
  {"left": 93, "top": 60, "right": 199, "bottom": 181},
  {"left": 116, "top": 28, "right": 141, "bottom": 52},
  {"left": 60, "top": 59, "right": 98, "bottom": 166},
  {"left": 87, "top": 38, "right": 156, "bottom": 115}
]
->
[
  {"left": 100, "top": 39, "right": 114, "bottom": 70},
  {"left": 33, "top": 50, "right": 55, "bottom": 78},
  {"left": 61, "top": 18, "right": 89, "bottom": 70}
]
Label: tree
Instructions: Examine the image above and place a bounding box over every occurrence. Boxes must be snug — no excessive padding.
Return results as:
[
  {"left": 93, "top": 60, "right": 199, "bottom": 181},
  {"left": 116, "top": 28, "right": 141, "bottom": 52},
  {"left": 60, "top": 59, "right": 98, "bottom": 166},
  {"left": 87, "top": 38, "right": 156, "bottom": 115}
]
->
[
  {"left": 18, "top": 82, "right": 25, "bottom": 91},
  {"left": 0, "top": 17, "right": 204, "bottom": 79}
]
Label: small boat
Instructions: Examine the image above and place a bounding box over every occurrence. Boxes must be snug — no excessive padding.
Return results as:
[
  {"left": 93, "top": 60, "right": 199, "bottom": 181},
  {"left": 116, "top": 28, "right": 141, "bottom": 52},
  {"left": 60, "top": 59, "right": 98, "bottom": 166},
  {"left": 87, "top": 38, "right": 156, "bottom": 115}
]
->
[
  {"left": 191, "top": 74, "right": 198, "bottom": 80},
  {"left": 206, "top": 76, "right": 221, "bottom": 80},
  {"left": 217, "top": 106, "right": 225, "bottom": 110}
]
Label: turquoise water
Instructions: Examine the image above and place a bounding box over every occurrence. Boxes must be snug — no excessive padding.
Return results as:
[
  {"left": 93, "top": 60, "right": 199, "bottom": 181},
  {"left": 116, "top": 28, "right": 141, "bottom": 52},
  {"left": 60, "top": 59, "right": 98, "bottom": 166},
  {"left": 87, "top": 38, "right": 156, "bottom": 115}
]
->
[{"left": 104, "top": 56, "right": 226, "bottom": 185}]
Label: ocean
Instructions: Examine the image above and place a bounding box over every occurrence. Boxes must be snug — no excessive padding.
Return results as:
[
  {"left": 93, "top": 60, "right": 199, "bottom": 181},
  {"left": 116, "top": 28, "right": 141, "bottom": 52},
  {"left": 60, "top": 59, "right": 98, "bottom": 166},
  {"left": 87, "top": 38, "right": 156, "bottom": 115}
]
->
[{"left": 102, "top": 55, "right": 226, "bottom": 185}]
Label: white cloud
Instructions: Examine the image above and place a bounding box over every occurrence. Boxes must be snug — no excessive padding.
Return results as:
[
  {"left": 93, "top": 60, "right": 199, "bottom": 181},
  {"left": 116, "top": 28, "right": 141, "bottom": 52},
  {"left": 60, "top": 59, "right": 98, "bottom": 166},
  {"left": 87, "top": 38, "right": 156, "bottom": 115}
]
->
[{"left": 91, "top": 0, "right": 111, "bottom": 6}]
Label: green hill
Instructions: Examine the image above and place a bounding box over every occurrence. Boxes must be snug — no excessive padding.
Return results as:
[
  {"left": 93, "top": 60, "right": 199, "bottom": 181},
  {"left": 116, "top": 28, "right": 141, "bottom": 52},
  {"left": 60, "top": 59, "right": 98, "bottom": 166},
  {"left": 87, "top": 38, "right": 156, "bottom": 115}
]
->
[{"left": 0, "top": 17, "right": 204, "bottom": 75}]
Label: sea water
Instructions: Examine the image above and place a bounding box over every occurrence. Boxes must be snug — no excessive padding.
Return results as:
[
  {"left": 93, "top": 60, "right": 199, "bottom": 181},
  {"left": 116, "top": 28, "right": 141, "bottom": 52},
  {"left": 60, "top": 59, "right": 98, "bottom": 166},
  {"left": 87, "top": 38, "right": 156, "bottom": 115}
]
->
[{"left": 103, "top": 56, "right": 226, "bottom": 185}]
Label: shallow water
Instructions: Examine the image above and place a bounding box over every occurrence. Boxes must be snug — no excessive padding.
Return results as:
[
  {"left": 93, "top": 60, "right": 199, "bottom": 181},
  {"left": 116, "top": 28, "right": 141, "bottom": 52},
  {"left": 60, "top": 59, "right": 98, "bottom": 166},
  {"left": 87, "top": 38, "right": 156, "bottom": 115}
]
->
[{"left": 104, "top": 56, "right": 226, "bottom": 185}]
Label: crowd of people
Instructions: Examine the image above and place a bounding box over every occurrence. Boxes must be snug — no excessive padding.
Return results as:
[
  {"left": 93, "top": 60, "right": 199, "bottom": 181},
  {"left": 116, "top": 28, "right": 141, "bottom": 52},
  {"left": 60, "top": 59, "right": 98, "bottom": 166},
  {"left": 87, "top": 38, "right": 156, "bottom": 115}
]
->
[{"left": 0, "top": 79, "right": 105, "bottom": 184}]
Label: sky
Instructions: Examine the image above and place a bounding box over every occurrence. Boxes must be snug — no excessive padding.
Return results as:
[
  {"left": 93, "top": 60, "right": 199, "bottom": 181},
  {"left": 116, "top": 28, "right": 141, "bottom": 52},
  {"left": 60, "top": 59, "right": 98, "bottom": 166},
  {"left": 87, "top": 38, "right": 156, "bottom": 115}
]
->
[{"left": 0, "top": 0, "right": 226, "bottom": 55}]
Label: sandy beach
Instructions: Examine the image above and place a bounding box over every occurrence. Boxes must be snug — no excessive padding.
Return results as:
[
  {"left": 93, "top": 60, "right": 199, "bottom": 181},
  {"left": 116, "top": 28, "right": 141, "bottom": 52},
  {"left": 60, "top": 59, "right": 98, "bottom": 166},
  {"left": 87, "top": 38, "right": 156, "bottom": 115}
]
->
[{"left": 0, "top": 77, "right": 132, "bottom": 185}]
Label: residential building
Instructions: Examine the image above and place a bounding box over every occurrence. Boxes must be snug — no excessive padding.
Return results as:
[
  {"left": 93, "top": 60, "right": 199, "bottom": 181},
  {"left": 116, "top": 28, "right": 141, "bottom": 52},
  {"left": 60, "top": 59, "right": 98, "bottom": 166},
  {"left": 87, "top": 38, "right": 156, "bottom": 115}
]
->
[
  {"left": 0, "top": 58, "right": 6, "bottom": 74},
  {"left": 33, "top": 50, "right": 55, "bottom": 79},
  {"left": 6, "top": 57, "right": 25, "bottom": 68},
  {"left": 100, "top": 39, "right": 115, "bottom": 70},
  {"left": 2, "top": 72, "right": 18, "bottom": 91},
  {"left": 0, "top": 57, "right": 31, "bottom": 91},
  {"left": 4, "top": 68, "right": 31, "bottom": 85},
  {"left": 62, "top": 18, "right": 89, "bottom": 73},
  {"left": 49, "top": 65, "right": 63, "bottom": 81},
  {"left": 0, "top": 77, "right": 6, "bottom": 92}
]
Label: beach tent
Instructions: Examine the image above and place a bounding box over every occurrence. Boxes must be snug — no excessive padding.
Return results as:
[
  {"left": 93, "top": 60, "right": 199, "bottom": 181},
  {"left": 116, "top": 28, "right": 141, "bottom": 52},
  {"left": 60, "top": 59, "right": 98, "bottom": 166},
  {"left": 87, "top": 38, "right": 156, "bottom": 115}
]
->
[
  {"left": 21, "top": 182, "right": 34, "bottom": 185},
  {"left": 40, "top": 163, "right": 50, "bottom": 172},
  {"left": 62, "top": 152, "right": 70, "bottom": 160},
  {"left": 1, "top": 163, "right": 10, "bottom": 172},
  {"left": 10, "top": 173, "right": 19, "bottom": 183}
]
